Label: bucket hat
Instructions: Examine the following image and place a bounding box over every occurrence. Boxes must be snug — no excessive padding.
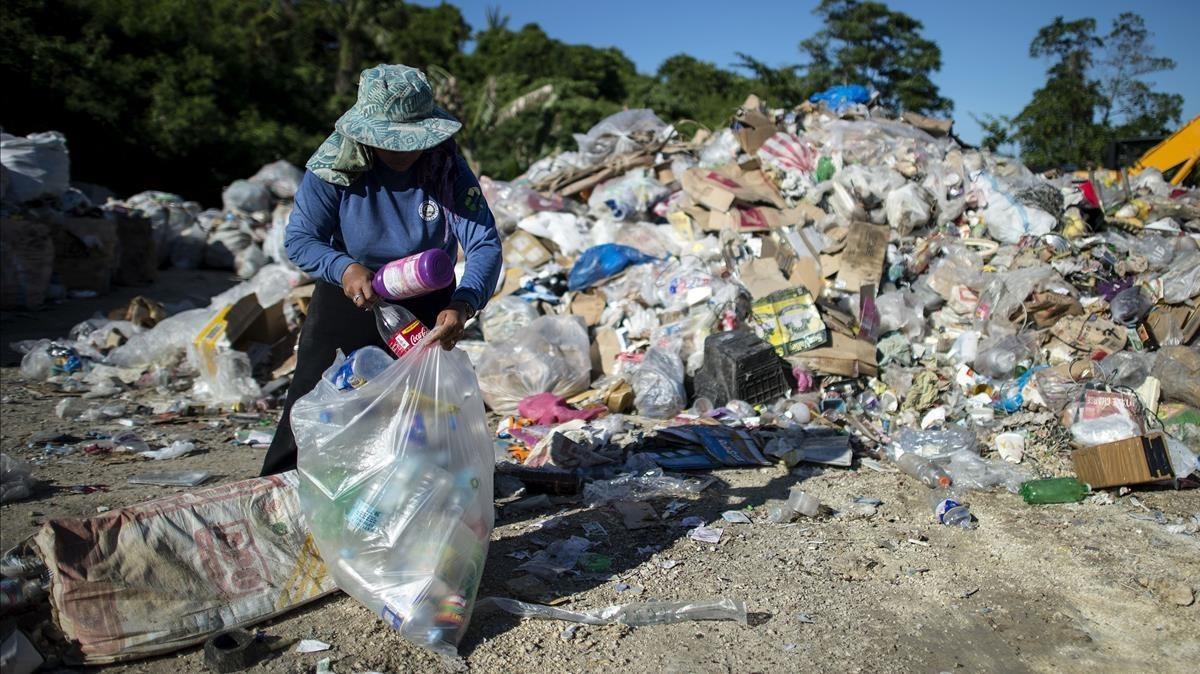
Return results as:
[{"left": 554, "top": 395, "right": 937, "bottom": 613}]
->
[{"left": 307, "top": 64, "right": 461, "bottom": 185}]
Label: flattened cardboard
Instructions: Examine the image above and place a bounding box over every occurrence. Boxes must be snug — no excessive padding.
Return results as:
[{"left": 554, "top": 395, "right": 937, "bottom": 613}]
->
[
  {"left": 568, "top": 291, "right": 606, "bottom": 327},
  {"left": 834, "top": 222, "right": 889, "bottom": 292},
  {"left": 789, "top": 332, "right": 878, "bottom": 377},
  {"left": 740, "top": 257, "right": 791, "bottom": 298}
]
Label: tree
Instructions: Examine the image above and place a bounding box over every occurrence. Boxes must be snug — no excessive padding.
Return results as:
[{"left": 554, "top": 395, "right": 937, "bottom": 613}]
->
[
  {"left": 1011, "top": 17, "right": 1105, "bottom": 169},
  {"left": 1095, "top": 12, "right": 1182, "bottom": 137},
  {"left": 799, "top": 0, "right": 952, "bottom": 114},
  {"left": 1008, "top": 13, "right": 1182, "bottom": 170}
]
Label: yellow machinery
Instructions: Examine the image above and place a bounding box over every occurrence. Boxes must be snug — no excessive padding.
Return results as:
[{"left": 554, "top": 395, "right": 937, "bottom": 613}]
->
[{"left": 1128, "top": 115, "right": 1200, "bottom": 186}]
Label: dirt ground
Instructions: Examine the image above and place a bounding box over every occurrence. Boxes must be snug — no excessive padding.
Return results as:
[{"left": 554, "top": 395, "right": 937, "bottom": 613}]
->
[{"left": 1, "top": 277, "right": 1198, "bottom": 673}]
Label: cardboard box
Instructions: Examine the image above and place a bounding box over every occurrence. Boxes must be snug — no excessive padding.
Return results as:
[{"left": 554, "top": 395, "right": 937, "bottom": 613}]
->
[
  {"left": 750, "top": 287, "right": 828, "bottom": 356},
  {"left": 568, "top": 291, "right": 606, "bottom": 327},
  {"left": 192, "top": 294, "right": 264, "bottom": 378},
  {"left": 1071, "top": 434, "right": 1173, "bottom": 488},
  {"left": 832, "top": 221, "right": 889, "bottom": 292},
  {"left": 502, "top": 230, "right": 552, "bottom": 270},
  {"left": 732, "top": 94, "right": 776, "bottom": 155}
]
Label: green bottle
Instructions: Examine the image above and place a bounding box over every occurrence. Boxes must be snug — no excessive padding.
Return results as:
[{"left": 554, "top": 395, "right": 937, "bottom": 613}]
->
[{"left": 1019, "top": 477, "right": 1090, "bottom": 504}]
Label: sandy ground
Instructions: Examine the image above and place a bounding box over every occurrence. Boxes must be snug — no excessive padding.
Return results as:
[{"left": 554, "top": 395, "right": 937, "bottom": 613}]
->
[{"left": 1, "top": 276, "right": 1198, "bottom": 673}]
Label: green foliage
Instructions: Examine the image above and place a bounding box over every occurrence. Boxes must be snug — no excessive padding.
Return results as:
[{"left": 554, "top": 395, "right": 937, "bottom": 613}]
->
[
  {"left": 800, "top": 0, "right": 952, "bottom": 114},
  {"left": 0, "top": 0, "right": 968, "bottom": 198},
  {"left": 1009, "top": 12, "right": 1182, "bottom": 170}
]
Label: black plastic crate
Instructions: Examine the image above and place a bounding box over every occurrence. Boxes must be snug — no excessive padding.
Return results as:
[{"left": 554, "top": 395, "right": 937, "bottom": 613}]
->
[{"left": 694, "top": 330, "right": 789, "bottom": 406}]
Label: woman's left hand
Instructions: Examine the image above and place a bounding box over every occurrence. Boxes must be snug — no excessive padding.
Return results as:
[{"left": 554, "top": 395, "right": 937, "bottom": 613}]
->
[{"left": 425, "top": 301, "right": 471, "bottom": 350}]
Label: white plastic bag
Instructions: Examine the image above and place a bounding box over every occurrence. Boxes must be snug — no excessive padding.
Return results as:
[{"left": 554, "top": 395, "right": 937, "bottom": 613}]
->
[
  {"left": 884, "top": 183, "right": 935, "bottom": 234},
  {"left": 221, "top": 179, "right": 271, "bottom": 213},
  {"left": 475, "top": 315, "right": 591, "bottom": 413},
  {"left": 0, "top": 131, "right": 69, "bottom": 203},
  {"left": 249, "top": 159, "right": 303, "bottom": 199},
  {"left": 293, "top": 345, "right": 493, "bottom": 656}
]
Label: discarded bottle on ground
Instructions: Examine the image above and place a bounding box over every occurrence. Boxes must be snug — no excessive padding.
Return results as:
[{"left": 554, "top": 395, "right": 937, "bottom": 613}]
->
[
  {"left": 374, "top": 302, "right": 430, "bottom": 359},
  {"left": 893, "top": 452, "right": 951, "bottom": 488},
  {"left": 929, "top": 489, "right": 972, "bottom": 528},
  {"left": 1019, "top": 477, "right": 1089, "bottom": 504},
  {"left": 371, "top": 249, "right": 454, "bottom": 301}
]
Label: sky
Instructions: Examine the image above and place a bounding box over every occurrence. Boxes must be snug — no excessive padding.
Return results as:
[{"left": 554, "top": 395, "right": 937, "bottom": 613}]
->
[{"left": 412, "top": 0, "right": 1199, "bottom": 145}]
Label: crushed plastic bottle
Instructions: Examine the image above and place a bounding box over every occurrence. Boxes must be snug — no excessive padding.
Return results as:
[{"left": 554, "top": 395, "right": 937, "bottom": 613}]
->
[{"left": 930, "top": 489, "right": 972, "bottom": 528}]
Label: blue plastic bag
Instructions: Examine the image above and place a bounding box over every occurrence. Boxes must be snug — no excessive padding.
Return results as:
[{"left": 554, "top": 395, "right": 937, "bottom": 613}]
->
[
  {"left": 808, "top": 85, "right": 871, "bottom": 112},
  {"left": 567, "top": 244, "right": 656, "bottom": 291}
]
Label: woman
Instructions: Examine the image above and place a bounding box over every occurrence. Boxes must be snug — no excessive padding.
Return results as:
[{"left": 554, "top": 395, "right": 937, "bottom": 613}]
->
[{"left": 260, "top": 64, "right": 502, "bottom": 476}]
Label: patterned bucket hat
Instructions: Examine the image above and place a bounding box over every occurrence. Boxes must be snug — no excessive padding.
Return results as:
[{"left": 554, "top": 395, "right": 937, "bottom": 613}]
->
[{"left": 334, "top": 64, "right": 461, "bottom": 151}]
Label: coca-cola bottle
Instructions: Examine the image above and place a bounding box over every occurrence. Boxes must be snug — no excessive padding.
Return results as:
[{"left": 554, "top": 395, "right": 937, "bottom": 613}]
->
[{"left": 374, "top": 301, "right": 430, "bottom": 359}]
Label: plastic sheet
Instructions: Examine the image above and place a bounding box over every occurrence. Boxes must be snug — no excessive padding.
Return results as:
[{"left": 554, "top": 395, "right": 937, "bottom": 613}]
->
[
  {"left": 890, "top": 426, "right": 978, "bottom": 461},
  {"left": 482, "top": 596, "right": 747, "bottom": 626},
  {"left": 632, "top": 347, "right": 686, "bottom": 419},
  {"left": 293, "top": 345, "right": 493, "bottom": 657},
  {"left": 808, "top": 84, "right": 871, "bottom": 112},
  {"left": 107, "top": 307, "right": 214, "bottom": 369},
  {"left": 0, "top": 131, "right": 69, "bottom": 203},
  {"left": 582, "top": 467, "right": 711, "bottom": 506},
  {"left": 476, "top": 315, "right": 591, "bottom": 413},
  {"left": 567, "top": 244, "right": 656, "bottom": 292}
]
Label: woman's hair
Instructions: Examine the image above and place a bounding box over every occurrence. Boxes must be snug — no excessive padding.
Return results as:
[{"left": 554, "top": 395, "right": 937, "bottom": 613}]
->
[{"left": 418, "top": 138, "right": 463, "bottom": 229}]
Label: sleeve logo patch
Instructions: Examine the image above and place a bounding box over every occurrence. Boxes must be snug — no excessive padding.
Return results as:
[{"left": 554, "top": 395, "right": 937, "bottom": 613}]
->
[
  {"left": 459, "top": 185, "right": 483, "bottom": 213},
  {"left": 418, "top": 199, "right": 441, "bottom": 222}
]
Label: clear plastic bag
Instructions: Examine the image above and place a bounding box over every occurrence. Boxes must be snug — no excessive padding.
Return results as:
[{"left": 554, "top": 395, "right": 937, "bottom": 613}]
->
[
  {"left": 698, "top": 128, "right": 740, "bottom": 168},
  {"left": 586, "top": 169, "right": 669, "bottom": 221},
  {"left": 482, "top": 596, "right": 747, "bottom": 626},
  {"left": 476, "top": 315, "right": 591, "bottom": 413},
  {"left": 884, "top": 182, "right": 935, "bottom": 235},
  {"left": 107, "top": 307, "right": 214, "bottom": 369},
  {"left": 942, "top": 449, "right": 1030, "bottom": 493},
  {"left": 480, "top": 295, "right": 540, "bottom": 344},
  {"left": 632, "top": 347, "right": 686, "bottom": 419},
  {"left": 1, "top": 453, "right": 37, "bottom": 503},
  {"left": 573, "top": 109, "right": 669, "bottom": 167},
  {"left": 293, "top": 344, "right": 493, "bottom": 657},
  {"left": 189, "top": 350, "right": 262, "bottom": 405}
]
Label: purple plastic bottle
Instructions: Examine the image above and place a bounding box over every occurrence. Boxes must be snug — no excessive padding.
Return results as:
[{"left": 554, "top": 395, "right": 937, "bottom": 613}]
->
[{"left": 371, "top": 249, "right": 454, "bottom": 301}]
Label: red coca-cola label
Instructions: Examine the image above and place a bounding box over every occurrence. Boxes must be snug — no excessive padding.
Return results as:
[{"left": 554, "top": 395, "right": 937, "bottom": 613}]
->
[{"left": 385, "top": 319, "right": 429, "bottom": 358}]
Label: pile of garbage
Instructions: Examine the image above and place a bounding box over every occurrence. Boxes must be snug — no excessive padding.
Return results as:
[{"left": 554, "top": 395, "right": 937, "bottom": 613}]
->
[
  {"left": 1, "top": 127, "right": 305, "bottom": 308},
  {"left": 4, "top": 87, "right": 1200, "bottom": 664}
]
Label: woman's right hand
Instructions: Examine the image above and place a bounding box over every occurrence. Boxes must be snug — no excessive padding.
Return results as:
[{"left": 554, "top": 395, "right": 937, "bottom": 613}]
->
[{"left": 341, "top": 263, "right": 376, "bottom": 310}]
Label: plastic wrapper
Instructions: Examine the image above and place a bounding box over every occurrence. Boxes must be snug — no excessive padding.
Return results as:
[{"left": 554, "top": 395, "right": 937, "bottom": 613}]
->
[
  {"left": 221, "top": 179, "right": 271, "bottom": 213},
  {"left": 483, "top": 597, "right": 747, "bottom": 626},
  {"left": 476, "top": 315, "right": 591, "bottom": 413},
  {"left": 942, "top": 449, "right": 1030, "bottom": 493},
  {"left": 293, "top": 345, "right": 493, "bottom": 657},
  {"left": 1070, "top": 414, "right": 1142, "bottom": 447},
  {"left": 632, "top": 347, "right": 686, "bottom": 419},
  {"left": 1096, "top": 351, "right": 1156, "bottom": 389},
  {"left": 582, "top": 467, "right": 712, "bottom": 506},
  {"left": 874, "top": 290, "right": 925, "bottom": 339},
  {"left": 480, "top": 295, "right": 540, "bottom": 344},
  {"left": 890, "top": 426, "right": 978, "bottom": 461},
  {"left": 1, "top": 453, "right": 37, "bottom": 503}
]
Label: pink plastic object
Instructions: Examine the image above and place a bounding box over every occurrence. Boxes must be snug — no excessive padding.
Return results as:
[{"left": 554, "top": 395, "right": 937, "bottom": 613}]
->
[
  {"left": 793, "top": 365, "right": 814, "bottom": 393},
  {"left": 517, "top": 393, "right": 605, "bottom": 426},
  {"left": 371, "top": 249, "right": 454, "bottom": 301}
]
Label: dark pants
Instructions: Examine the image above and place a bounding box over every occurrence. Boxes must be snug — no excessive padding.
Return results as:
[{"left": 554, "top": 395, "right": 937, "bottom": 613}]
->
[{"left": 260, "top": 281, "right": 451, "bottom": 476}]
